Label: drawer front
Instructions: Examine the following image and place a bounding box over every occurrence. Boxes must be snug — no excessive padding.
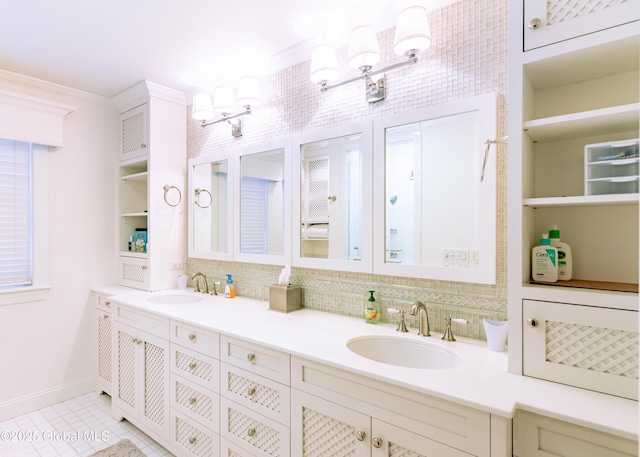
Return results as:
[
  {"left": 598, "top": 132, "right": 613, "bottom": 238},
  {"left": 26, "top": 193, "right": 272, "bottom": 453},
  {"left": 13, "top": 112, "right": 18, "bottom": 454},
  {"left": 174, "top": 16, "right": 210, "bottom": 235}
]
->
[
  {"left": 170, "top": 320, "right": 219, "bottom": 358},
  {"left": 95, "top": 293, "right": 113, "bottom": 312},
  {"left": 221, "top": 397, "right": 290, "bottom": 457},
  {"left": 171, "top": 344, "right": 219, "bottom": 393},
  {"left": 221, "top": 438, "right": 257, "bottom": 457},
  {"left": 221, "top": 362, "right": 290, "bottom": 426},
  {"left": 220, "top": 335, "right": 290, "bottom": 385},
  {"left": 114, "top": 303, "right": 169, "bottom": 339},
  {"left": 170, "top": 373, "right": 219, "bottom": 432},
  {"left": 523, "top": 300, "right": 638, "bottom": 400},
  {"left": 514, "top": 410, "right": 637, "bottom": 457},
  {"left": 171, "top": 410, "right": 219, "bottom": 457},
  {"left": 291, "top": 356, "right": 490, "bottom": 457}
]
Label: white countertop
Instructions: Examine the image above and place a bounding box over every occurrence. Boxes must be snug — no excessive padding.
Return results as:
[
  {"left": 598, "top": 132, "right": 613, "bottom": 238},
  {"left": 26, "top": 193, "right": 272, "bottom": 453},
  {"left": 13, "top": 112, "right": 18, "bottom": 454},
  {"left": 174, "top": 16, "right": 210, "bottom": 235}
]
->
[{"left": 95, "top": 286, "right": 638, "bottom": 441}]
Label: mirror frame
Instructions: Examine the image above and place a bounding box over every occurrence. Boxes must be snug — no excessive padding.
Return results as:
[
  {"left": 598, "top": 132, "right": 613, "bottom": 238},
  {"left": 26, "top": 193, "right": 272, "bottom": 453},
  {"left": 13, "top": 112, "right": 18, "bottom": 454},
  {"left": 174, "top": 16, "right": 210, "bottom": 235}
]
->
[
  {"left": 233, "top": 139, "right": 292, "bottom": 266},
  {"left": 372, "top": 92, "right": 498, "bottom": 284},
  {"left": 187, "top": 152, "right": 235, "bottom": 261},
  {"left": 292, "top": 122, "right": 373, "bottom": 273}
]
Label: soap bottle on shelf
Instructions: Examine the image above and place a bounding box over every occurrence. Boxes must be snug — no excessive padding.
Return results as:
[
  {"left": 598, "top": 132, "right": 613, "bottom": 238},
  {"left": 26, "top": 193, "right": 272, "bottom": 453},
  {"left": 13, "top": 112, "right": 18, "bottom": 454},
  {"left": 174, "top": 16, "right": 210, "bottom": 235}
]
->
[
  {"left": 365, "top": 290, "right": 379, "bottom": 324},
  {"left": 225, "top": 274, "right": 235, "bottom": 298},
  {"left": 532, "top": 234, "right": 558, "bottom": 283},
  {"left": 549, "top": 225, "right": 573, "bottom": 281}
]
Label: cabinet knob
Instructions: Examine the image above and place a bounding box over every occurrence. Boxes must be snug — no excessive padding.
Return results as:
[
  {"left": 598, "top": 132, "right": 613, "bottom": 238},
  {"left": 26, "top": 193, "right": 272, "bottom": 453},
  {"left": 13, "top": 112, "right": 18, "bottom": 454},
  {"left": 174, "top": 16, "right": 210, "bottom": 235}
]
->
[
  {"left": 328, "top": 196, "right": 337, "bottom": 201},
  {"left": 188, "top": 333, "right": 196, "bottom": 341},
  {"left": 527, "top": 318, "right": 539, "bottom": 328},
  {"left": 141, "top": 265, "right": 148, "bottom": 270},
  {"left": 528, "top": 18, "right": 542, "bottom": 29},
  {"left": 189, "top": 362, "right": 197, "bottom": 370},
  {"left": 105, "top": 301, "right": 111, "bottom": 307},
  {"left": 247, "top": 353, "right": 256, "bottom": 362},
  {"left": 247, "top": 428, "right": 256, "bottom": 437},
  {"left": 103, "top": 314, "right": 109, "bottom": 319},
  {"left": 189, "top": 397, "right": 197, "bottom": 405},
  {"left": 247, "top": 387, "right": 256, "bottom": 396},
  {"left": 355, "top": 431, "right": 366, "bottom": 441},
  {"left": 188, "top": 437, "right": 196, "bottom": 445},
  {"left": 141, "top": 143, "right": 147, "bottom": 148},
  {"left": 372, "top": 437, "right": 383, "bottom": 448}
]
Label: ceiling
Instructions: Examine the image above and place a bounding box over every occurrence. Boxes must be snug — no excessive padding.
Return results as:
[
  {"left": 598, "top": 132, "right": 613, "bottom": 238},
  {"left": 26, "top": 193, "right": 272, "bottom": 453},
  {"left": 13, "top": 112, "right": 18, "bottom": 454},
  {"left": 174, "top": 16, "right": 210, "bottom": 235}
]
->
[{"left": 0, "top": 0, "right": 453, "bottom": 99}]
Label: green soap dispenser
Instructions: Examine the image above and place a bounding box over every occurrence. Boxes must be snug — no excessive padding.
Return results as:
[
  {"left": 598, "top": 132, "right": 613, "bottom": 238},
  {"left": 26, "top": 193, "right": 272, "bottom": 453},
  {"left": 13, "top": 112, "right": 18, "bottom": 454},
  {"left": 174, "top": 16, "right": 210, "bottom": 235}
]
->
[{"left": 365, "top": 290, "right": 379, "bottom": 324}]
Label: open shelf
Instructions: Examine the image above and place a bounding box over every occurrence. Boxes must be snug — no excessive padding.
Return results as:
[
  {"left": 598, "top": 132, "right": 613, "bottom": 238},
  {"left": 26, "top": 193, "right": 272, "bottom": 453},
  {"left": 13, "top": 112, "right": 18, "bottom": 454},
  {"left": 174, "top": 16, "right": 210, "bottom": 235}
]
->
[
  {"left": 531, "top": 278, "right": 638, "bottom": 293},
  {"left": 523, "top": 194, "right": 639, "bottom": 207}
]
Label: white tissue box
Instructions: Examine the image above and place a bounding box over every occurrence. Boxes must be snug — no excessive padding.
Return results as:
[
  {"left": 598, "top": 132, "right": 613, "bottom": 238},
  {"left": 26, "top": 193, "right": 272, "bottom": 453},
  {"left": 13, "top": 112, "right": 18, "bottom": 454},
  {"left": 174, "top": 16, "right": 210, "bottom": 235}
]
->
[{"left": 269, "top": 285, "right": 302, "bottom": 313}]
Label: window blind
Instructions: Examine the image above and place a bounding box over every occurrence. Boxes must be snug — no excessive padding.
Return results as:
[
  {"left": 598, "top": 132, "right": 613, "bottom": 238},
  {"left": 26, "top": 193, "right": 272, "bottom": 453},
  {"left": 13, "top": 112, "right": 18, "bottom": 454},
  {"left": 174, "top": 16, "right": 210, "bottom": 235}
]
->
[
  {"left": 0, "top": 139, "right": 32, "bottom": 287},
  {"left": 240, "top": 176, "right": 267, "bottom": 254}
]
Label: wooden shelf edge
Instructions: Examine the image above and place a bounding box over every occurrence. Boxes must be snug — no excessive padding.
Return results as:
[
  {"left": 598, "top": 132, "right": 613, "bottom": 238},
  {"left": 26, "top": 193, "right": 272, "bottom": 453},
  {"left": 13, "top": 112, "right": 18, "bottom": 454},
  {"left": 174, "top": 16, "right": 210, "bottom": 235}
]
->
[{"left": 531, "top": 279, "right": 638, "bottom": 293}]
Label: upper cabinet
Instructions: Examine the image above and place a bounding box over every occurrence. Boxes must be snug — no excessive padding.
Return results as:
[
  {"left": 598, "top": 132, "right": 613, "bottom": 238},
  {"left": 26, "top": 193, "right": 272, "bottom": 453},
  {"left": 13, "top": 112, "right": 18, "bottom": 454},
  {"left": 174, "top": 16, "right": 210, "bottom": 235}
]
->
[
  {"left": 292, "top": 123, "right": 373, "bottom": 273},
  {"left": 523, "top": 0, "right": 640, "bottom": 51},
  {"left": 373, "top": 94, "right": 498, "bottom": 284}
]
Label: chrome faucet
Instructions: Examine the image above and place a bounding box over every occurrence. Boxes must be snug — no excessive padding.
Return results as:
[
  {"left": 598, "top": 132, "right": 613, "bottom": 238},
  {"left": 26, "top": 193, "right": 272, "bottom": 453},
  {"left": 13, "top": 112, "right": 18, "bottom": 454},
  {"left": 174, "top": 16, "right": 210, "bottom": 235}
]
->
[
  {"left": 191, "top": 273, "right": 209, "bottom": 294},
  {"left": 410, "top": 301, "right": 430, "bottom": 337}
]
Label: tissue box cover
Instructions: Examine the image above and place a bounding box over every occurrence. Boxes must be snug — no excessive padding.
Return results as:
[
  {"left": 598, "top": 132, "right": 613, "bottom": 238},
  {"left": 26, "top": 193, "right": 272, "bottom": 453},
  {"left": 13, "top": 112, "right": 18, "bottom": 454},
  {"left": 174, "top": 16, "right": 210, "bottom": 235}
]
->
[{"left": 269, "top": 285, "right": 302, "bottom": 313}]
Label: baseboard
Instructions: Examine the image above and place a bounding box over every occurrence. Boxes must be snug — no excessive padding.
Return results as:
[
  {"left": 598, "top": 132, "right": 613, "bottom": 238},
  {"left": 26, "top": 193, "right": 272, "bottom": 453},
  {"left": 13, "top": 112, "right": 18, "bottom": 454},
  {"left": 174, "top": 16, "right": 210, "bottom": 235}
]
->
[{"left": 0, "top": 376, "right": 95, "bottom": 422}]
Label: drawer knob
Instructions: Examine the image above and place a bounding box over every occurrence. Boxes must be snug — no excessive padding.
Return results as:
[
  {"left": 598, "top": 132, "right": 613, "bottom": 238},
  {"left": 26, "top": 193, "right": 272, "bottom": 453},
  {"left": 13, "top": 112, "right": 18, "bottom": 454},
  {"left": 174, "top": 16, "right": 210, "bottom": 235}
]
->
[
  {"left": 189, "top": 362, "right": 197, "bottom": 370},
  {"left": 356, "top": 431, "right": 366, "bottom": 441},
  {"left": 372, "top": 437, "right": 383, "bottom": 448},
  {"left": 189, "top": 333, "right": 196, "bottom": 341},
  {"left": 247, "top": 387, "right": 256, "bottom": 396},
  {"left": 247, "top": 353, "right": 256, "bottom": 362},
  {"left": 247, "top": 428, "right": 256, "bottom": 437},
  {"left": 188, "top": 437, "right": 196, "bottom": 445},
  {"left": 105, "top": 301, "right": 111, "bottom": 307},
  {"left": 528, "top": 17, "right": 541, "bottom": 29},
  {"left": 189, "top": 397, "right": 197, "bottom": 405},
  {"left": 103, "top": 314, "right": 109, "bottom": 319},
  {"left": 527, "top": 318, "right": 539, "bottom": 328}
]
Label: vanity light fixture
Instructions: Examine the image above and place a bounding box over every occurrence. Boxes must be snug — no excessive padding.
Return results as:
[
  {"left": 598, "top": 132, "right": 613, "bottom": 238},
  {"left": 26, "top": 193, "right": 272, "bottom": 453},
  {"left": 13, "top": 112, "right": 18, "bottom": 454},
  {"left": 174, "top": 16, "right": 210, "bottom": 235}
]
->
[
  {"left": 310, "top": 5, "right": 431, "bottom": 103},
  {"left": 192, "top": 76, "right": 262, "bottom": 138}
]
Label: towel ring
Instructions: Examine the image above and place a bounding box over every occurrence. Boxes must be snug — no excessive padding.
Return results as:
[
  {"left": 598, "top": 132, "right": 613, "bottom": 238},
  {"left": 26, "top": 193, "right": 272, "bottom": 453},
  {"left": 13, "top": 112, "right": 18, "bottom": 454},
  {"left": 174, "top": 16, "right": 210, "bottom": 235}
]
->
[
  {"left": 163, "top": 184, "right": 182, "bottom": 207},
  {"left": 195, "top": 188, "right": 213, "bottom": 208}
]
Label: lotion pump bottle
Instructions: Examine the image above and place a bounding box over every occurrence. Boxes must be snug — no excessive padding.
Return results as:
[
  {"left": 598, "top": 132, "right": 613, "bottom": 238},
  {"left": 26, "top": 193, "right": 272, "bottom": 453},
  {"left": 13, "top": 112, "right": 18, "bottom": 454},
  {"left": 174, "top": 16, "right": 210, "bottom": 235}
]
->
[
  {"left": 532, "top": 234, "right": 558, "bottom": 283},
  {"left": 365, "top": 290, "right": 379, "bottom": 324},
  {"left": 549, "top": 225, "right": 573, "bottom": 281},
  {"left": 225, "top": 274, "right": 235, "bottom": 298}
]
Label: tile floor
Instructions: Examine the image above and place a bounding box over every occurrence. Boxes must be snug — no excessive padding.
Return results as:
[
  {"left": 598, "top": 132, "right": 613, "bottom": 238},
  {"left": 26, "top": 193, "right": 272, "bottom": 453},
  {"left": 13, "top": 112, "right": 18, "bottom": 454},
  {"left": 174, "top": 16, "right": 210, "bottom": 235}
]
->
[{"left": 0, "top": 393, "right": 174, "bottom": 457}]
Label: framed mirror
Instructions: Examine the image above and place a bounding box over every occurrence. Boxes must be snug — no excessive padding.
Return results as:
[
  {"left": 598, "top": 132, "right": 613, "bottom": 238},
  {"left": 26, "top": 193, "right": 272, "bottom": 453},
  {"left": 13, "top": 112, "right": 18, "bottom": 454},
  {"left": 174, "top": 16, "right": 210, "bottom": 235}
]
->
[
  {"left": 188, "top": 153, "right": 234, "bottom": 260},
  {"left": 292, "top": 123, "right": 373, "bottom": 272},
  {"left": 373, "top": 93, "right": 498, "bottom": 284},
  {"left": 234, "top": 140, "right": 291, "bottom": 266}
]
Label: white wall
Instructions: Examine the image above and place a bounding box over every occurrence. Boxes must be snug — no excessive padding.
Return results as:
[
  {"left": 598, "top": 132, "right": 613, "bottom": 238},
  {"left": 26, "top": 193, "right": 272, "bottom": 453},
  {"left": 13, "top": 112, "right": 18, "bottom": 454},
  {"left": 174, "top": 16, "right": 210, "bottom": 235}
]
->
[{"left": 0, "top": 71, "right": 117, "bottom": 419}]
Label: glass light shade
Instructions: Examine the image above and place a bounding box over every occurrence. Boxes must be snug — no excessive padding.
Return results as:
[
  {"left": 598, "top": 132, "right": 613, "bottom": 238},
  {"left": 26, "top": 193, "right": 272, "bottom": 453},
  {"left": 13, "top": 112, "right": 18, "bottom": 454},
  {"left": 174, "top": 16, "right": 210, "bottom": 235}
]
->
[
  {"left": 191, "top": 92, "right": 215, "bottom": 121},
  {"left": 213, "top": 86, "right": 236, "bottom": 114},
  {"left": 347, "top": 25, "right": 381, "bottom": 69},
  {"left": 393, "top": 5, "right": 432, "bottom": 56},
  {"left": 310, "top": 45, "right": 340, "bottom": 84},
  {"left": 236, "top": 76, "right": 262, "bottom": 107}
]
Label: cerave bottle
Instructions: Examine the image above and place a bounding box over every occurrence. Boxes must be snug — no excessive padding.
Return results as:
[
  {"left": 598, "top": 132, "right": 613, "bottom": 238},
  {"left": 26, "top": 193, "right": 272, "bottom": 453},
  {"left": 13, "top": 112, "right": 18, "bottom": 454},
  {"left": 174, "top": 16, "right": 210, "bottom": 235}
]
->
[
  {"left": 532, "top": 234, "right": 558, "bottom": 283},
  {"left": 549, "top": 225, "right": 573, "bottom": 281}
]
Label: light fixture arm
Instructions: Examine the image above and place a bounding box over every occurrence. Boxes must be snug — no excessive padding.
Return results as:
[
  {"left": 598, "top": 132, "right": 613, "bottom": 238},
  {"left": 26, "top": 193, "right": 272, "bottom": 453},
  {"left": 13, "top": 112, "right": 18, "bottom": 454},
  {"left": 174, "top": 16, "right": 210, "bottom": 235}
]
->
[{"left": 200, "top": 105, "right": 252, "bottom": 127}]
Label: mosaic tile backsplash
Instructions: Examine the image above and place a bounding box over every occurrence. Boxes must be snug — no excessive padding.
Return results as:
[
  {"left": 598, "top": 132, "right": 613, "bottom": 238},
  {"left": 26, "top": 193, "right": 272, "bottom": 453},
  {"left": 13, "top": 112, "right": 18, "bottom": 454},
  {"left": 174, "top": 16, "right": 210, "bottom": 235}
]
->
[{"left": 187, "top": 0, "right": 509, "bottom": 339}]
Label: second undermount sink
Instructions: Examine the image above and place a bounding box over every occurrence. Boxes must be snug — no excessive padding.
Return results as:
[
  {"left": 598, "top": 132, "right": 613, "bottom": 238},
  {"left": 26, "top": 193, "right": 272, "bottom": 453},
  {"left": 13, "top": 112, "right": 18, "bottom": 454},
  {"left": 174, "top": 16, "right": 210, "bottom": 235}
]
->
[
  {"left": 146, "top": 293, "right": 205, "bottom": 305},
  {"left": 347, "top": 335, "right": 462, "bottom": 370}
]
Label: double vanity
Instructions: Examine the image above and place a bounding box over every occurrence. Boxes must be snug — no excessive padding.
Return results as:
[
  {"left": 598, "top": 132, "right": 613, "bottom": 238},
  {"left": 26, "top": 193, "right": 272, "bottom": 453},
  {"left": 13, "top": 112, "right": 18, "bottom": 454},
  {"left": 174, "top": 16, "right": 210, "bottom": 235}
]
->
[{"left": 93, "top": 286, "right": 638, "bottom": 457}]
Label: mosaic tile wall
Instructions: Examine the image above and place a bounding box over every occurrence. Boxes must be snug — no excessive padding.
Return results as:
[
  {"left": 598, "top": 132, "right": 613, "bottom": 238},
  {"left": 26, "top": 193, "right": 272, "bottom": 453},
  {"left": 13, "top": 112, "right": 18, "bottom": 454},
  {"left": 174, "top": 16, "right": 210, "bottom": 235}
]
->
[{"left": 187, "top": 0, "right": 509, "bottom": 339}]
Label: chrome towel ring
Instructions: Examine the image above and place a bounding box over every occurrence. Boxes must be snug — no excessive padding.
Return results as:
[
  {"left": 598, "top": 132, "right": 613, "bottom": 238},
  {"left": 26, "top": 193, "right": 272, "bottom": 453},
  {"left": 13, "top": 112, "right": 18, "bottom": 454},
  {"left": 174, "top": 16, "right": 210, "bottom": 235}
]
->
[
  {"left": 195, "top": 187, "right": 213, "bottom": 208},
  {"left": 163, "top": 184, "right": 182, "bottom": 207}
]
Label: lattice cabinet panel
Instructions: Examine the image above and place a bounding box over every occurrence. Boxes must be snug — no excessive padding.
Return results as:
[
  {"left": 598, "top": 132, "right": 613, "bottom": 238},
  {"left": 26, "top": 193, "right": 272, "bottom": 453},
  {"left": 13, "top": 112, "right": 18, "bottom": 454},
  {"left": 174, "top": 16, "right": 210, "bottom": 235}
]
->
[
  {"left": 171, "top": 373, "right": 219, "bottom": 431},
  {"left": 144, "top": 340, "right": 167, "bottom": 429},
  {"left": 523, "top": 0, "right": 639, "bottom": 50},
  {"left": 119, "top": 103, "right": 148, "bottom": 161},
  {"left": 119, "top": 256, "right": 149, "bottom": 290},
  {"left": 302, "top": 156, "right": 329, "bottom": 223},
  {"left": 171, "top": 344, "right": 218, "bottom": 392},
  {"left": 171, "top": 409, "right": 219, "bottom": 457},
  {"left": 523, "top": 300, "right": 638, "bottom": 400},
  {"left": 117, "top": 326, "right": 138, "bottom": 412},
  {"left": 96, "top": 310, "right": 112, "bottom": 388}
]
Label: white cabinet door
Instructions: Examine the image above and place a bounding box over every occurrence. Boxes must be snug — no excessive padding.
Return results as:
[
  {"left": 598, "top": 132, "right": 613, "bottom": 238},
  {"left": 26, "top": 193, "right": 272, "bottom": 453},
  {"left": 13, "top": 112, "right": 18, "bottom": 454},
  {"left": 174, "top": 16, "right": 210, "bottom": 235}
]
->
[
  {"left": 95, "top": 309, "right": 112, "bottom": 395},
  {"left": 291, "top": 389, "right": 369, "bottom": 457},
  {"left": 119, "top": 103, "right": 148, "bottom": 162},
  {"left": 523, "top": 0, "right": 640, "bottom": 50},
  {"left": 523, "top": 300, "right": 638, "bottom": 400}
]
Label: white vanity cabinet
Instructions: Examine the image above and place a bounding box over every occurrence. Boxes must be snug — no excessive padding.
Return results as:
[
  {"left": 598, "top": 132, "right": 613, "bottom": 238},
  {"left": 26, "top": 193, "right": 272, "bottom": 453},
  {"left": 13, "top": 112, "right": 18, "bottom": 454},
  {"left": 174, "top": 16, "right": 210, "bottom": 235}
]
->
[
  {"left": 523, "top": 0, "right": 640, "bottom": 51},
  {"left": 169, "top": 320, "right": 221, "bottom": 457},
  {"left": 94, "top": 293, "right": 113, "bottom": 396},
  {"left": 112, "top": 304, "right": 170, "bottom": 444},
  {"left": 219, "top": 336, "right": 291, "bottom": 457},
  {"left": 513, "top": 410, "right": 637, "bottom": 457},
  {"left": 291, "top": 357, "right": 495, "bottom": 457}
]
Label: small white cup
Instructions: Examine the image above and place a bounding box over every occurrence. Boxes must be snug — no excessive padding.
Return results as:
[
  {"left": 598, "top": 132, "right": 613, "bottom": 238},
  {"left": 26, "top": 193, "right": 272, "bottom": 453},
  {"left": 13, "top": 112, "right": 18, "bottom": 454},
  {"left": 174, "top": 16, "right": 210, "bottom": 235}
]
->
[
  {"left": 483, "top": 319, "right": 508, "bottom": 352},
  {"left": 177, "top": 275, "right": 188, "bottom": 290}
]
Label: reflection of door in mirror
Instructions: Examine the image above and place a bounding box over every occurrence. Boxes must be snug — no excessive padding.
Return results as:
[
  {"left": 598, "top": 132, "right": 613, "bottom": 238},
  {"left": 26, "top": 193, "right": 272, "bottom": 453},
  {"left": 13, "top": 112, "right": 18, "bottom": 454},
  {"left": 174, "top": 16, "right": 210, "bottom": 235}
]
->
[
  {"left": 300, "top": 135, "right": 362, "bottom": 260},
  {"left": 385, "top": 111, "right": 480, "bottom": 267},
  {"left": 192, "top": 159, "right": 228, "bottom": 254},
  {"left": 240, "top": 149, "right": 285, "bottom": 256}
]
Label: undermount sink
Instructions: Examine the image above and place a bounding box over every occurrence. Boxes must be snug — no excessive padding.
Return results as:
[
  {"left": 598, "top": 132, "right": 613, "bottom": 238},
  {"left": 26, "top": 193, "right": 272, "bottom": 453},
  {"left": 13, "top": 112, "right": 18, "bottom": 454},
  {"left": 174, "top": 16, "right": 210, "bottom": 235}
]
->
[
  {"left": 346, "top": 335, "right": 462, "bottom": 370},
  {"left": 146, "top": 293, "right": 205, "bottom": 305}
]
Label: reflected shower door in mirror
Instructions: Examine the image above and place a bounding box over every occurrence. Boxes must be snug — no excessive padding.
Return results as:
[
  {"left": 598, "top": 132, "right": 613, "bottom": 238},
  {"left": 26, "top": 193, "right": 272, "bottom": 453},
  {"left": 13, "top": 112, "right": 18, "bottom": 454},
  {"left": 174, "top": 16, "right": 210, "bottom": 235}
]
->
[
  {"left": 293, "top": 123, "right": 372, "bottom": 273},
  {"left": 188, "top": 153, "right": 234, "bottom": 261},
  {"left": 373, "top": 93, "right": 497, "bottom": 284},
  {"left": 235, "top": 141, "right": 291, "bottom": 266}
]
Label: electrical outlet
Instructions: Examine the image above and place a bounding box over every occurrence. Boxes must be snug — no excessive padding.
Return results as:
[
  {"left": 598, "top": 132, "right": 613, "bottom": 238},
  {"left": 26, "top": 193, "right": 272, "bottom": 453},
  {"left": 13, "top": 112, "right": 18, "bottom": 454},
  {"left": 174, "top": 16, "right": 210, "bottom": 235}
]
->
[{"left": 171, "top": 261, "right": 184, "bottom": 270}]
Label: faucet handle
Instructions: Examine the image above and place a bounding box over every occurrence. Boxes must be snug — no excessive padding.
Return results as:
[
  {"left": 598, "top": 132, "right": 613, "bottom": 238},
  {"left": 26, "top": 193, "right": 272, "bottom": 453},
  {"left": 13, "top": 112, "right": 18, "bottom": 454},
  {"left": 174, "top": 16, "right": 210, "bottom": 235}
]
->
[
  {"left": 387, "top": 308, "right": 409, "bottom": 333},
  {"left": 442, "top": 317, "right": 467, "bottom": 342}
]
